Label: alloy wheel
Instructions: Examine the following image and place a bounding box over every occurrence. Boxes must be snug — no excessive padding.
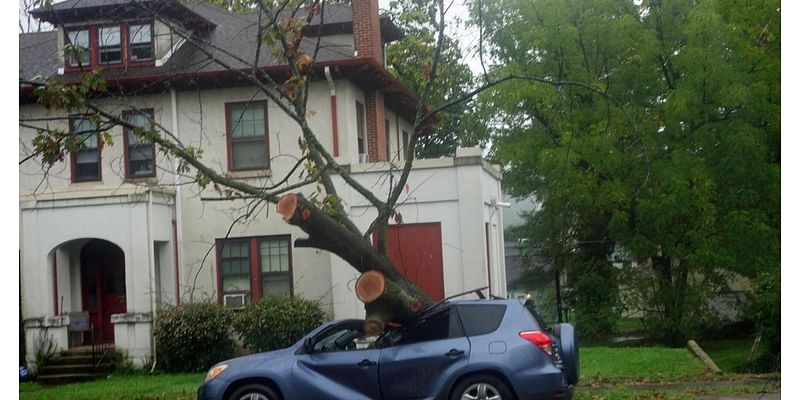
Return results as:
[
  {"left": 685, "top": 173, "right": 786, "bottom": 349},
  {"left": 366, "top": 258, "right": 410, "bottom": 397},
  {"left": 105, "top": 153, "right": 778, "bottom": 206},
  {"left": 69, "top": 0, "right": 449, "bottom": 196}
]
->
[{"left": 460, "top": 382, "right": 503, "bottom": 400}]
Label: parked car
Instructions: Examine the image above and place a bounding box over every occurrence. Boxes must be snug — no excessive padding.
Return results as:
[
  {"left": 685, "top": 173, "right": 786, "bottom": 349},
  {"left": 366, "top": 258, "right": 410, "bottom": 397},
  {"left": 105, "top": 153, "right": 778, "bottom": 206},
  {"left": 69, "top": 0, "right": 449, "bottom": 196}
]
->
[{"left": 198, "top": 292, "right": 579, "bottom": 400}]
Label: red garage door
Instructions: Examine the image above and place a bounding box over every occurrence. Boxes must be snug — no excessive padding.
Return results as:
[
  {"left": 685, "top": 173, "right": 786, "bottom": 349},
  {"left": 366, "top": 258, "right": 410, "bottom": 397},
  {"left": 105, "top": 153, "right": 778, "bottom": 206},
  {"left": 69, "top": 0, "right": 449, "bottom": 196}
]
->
[{"left": 384, "top": 223, "right": 444, "bottom": 301}]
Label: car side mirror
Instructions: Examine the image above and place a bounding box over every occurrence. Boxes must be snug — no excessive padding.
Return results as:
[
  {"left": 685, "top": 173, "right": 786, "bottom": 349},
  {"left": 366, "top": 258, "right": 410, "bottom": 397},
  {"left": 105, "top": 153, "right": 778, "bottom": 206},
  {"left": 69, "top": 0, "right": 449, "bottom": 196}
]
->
[{"left": 303, "top": 337, "right": 315, "bottom": 354}]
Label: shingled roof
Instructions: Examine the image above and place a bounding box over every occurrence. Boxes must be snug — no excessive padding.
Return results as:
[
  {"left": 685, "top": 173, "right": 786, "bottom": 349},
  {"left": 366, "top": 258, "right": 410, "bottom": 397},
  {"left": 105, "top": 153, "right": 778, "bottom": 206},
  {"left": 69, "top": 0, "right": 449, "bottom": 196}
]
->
[
  {"left": 20, "top": 0, "right": 419, "bottom": 119},
  {"left": 19, "top": 31, "right": 58, "bottom": 83}
]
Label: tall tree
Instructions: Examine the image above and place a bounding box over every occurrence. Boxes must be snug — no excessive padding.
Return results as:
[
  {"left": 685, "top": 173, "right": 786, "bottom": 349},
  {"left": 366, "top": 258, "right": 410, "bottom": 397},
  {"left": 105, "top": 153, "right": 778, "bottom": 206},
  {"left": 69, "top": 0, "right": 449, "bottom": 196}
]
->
[
  {"left": 386, "top": 0, "right": 488, "bottom": 158},
  {"left": 477, "top": 0, "right": 779, "bottom": 342}
]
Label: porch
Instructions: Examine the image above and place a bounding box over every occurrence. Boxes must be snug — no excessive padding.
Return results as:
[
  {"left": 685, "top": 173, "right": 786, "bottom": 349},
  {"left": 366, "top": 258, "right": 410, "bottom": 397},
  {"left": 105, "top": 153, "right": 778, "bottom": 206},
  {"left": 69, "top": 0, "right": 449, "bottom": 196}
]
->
[{"left": 20, "top": 187, "right": 177, "bottom": 368}]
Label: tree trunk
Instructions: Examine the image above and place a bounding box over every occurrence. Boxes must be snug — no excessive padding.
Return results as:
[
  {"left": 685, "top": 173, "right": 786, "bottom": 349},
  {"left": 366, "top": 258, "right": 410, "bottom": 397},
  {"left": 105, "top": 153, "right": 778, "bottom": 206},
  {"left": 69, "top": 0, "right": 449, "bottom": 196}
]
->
[{"left": 277, "top": 193, "right": 433, "bottom": 332}]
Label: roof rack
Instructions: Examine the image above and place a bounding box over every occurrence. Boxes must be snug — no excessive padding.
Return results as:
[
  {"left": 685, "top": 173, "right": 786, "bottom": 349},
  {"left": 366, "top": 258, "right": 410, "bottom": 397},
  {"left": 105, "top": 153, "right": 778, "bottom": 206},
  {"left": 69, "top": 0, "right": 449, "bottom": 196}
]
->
[{"left": 419, "top": 286, "right": 489, "bottom": 316}]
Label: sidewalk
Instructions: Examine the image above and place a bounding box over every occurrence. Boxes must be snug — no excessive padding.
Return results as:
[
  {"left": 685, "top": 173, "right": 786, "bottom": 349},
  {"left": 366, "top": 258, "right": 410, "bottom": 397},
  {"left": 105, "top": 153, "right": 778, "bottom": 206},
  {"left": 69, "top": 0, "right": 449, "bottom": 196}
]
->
[{"left": 701, "top": 394, "right": 779, "bottom": 399}]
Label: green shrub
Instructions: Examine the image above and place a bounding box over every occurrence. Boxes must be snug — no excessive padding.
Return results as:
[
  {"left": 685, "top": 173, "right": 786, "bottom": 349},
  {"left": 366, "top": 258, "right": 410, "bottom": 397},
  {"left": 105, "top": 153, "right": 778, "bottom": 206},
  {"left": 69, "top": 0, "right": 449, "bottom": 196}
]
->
[
  {"left": 234, "top": 297, "right": 326, "bottom": 353},
  {"left": 750, "top": 270, "right": 780, "bottom": 353},
  {"left": 33, "top": 329, "right": 58, "bottom": 373},
  {"left": 154, "top": 303, "right": 235, "bottom": 372}
]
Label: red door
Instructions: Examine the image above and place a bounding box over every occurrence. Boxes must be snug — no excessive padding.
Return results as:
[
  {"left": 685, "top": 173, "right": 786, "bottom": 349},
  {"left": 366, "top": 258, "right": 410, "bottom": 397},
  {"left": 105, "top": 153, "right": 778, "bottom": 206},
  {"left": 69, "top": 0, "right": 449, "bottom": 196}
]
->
[
  {"left": 81, "top": 239, "right": 126, "bottom": 344},
  {"left": 383, "top": 223, "right": 444, "bottom": 301}
]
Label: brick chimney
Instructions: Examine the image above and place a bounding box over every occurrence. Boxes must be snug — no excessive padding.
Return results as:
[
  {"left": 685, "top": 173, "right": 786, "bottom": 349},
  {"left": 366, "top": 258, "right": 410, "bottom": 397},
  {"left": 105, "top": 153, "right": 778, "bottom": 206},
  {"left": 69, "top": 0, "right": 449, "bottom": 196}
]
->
[
  {"left": 352, "top": 0, "right": 383, "bottom": 64},
  {"left": 352, "top": 0, "right": 388, "bottom": 161}
]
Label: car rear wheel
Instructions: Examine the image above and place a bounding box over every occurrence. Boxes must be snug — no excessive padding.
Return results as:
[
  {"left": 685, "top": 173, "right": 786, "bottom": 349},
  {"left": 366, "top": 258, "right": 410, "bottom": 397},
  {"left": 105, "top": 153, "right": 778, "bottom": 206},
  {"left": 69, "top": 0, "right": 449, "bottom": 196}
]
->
[
  {"left": 451, "top": 374, "right": 513, "bottom": 400},
  {"left": 228, "top": 384, "right": 280, "bottom": 400}
]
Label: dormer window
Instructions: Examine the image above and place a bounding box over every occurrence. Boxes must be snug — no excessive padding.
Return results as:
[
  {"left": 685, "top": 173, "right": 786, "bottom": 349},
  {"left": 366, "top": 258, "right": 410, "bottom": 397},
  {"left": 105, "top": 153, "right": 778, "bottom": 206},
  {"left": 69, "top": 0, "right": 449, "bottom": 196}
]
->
[
  {"left": 63, "top": 22, "right": 154, "bottom": 71},
  {"left": 66, "top": 29, "right": 90, "bottom": 67},
  {"left": 99, "top": 26, "right": 122, "bottom": 64}
]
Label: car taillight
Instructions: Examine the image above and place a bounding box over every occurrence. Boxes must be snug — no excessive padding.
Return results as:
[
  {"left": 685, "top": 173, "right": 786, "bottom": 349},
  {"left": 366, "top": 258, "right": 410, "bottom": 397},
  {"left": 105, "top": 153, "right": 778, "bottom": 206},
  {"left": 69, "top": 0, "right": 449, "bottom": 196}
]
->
[{"left": 519, "top": 331, "right": 553, "bottom": 356}]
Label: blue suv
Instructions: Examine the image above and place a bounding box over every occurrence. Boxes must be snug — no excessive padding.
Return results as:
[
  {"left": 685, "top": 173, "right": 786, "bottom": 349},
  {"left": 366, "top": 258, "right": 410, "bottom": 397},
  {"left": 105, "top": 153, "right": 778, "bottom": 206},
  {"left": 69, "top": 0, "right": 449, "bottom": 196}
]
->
[{"left": 198, "top": 294, "right": 578, "bottom": 400}]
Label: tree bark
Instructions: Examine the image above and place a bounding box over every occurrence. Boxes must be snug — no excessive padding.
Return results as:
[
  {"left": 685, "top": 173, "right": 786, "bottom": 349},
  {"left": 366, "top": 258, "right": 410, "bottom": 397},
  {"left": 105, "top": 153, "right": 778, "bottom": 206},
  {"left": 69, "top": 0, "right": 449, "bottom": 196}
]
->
[{"left": 277, "top": 193, "right": 433, "bottom": 332}]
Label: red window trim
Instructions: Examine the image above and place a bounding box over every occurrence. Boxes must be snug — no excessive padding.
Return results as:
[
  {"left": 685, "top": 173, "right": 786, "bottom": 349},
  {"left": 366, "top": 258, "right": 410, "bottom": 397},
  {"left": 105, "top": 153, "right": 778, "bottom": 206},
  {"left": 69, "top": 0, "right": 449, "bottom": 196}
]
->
[
  {"left": 97, "top": 23, "right": 124, "bottom": 66},
  {"left": 126, "top": 21, "right": 156, "bottom": 65},
  {"left": 63, "top": 20, "right": 155, "bottom": 73},
  {"left": 64, "top": 27, "right": 94, "bottom": 69},
  {"left": 69, "top": 115, "right": 103, "bottom": 183},
  {"left": 224, "top": 100, "right": 270, "bottom": 172},
  {"left": 122, "top": 108, "right": 157, "bottom": 180},
  {"left": 215, "top": 234, "right": 294, "bottom": 305}
]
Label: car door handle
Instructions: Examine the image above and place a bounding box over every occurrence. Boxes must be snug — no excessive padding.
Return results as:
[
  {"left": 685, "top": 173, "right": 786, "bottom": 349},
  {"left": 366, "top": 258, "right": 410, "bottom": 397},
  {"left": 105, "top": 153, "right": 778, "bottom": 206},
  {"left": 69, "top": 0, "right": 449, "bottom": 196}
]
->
[
  {"left": 445, "top": 349, "right": 465, "bottom": 357},
  {"left": 357, "top": 359, "right": 376, "bottom": 367}
]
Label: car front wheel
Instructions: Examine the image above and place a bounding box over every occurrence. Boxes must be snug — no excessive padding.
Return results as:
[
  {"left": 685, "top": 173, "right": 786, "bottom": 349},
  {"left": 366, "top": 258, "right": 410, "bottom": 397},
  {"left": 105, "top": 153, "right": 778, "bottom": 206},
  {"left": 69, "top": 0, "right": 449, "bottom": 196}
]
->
[
  {"left": 227, "top": 383, "right": 280, "bottom": 400},
  {"left": 451, "top": 374, "right": 513, "bottom": 400}
]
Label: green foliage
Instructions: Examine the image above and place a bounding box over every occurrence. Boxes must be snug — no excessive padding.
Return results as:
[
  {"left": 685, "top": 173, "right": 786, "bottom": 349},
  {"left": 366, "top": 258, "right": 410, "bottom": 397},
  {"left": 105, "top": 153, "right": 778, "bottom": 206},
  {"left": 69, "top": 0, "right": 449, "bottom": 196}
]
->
[
  {"left": 385, "top": 0, "right": 489, "bottom": 157},
  {"left": 700, "top": 338, "right": 765, "bottom": 372},
  {"left": 478, "top": 0, "right": 780, "bottom": 344},
  {"left": 154, "top": 303, "right": 236, "bottom": 373},
  {"left": 32, "top": 329, "right": 58, "bottom": 372},
  {"left": 580, "top": 346, "right": 706, "bottom": 384},
  {"left": 234, "top": 296, "right": 326, "bottom": 353},
  {"left": 746, "top": 269, "right": 780, "bottom": 355},
  {"left": 569, "top": 260, "right": 620, "bottom": 338}
]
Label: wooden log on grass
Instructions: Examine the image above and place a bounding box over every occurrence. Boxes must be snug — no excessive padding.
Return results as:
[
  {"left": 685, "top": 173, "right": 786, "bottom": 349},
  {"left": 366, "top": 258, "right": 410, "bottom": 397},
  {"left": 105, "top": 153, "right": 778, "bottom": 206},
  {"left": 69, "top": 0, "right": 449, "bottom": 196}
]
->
[{"left": 687, "top": 339, "right": 722, "bottom": 373}]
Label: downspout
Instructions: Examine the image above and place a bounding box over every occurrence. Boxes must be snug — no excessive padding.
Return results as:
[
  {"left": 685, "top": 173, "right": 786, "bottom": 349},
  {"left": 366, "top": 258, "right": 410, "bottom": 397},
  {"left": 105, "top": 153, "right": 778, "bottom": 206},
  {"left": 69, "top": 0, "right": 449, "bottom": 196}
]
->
[
  {"left": 324, "top": 66, "right": 339, "bottom": 157},
  {"left": 51, "top": 253, "right": 58, "bottom": 316},
  {"left": 170, "top": 88, "right": 182, "bottom": 306},
  {"left": 146, "top": 189, "right": 158, "bottom": 373}
]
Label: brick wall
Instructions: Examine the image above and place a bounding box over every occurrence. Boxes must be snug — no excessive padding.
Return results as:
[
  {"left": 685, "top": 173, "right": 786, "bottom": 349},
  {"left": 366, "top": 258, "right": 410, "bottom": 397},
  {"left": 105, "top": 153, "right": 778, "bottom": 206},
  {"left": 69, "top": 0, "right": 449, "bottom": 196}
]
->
[
  {"left": 352, "top": 0, "right": 383, "bottom": 64},
  {"left": 353, "top": 0, "right": 388, "bottom": 162},
  {"left": 365, "top": 90, "right": 387, "bottom": 161}
]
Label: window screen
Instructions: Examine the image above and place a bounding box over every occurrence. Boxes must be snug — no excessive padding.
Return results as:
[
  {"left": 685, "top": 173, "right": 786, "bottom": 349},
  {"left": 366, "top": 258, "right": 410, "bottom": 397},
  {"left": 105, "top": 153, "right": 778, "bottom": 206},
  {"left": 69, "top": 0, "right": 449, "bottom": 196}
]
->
[
  {"left": 259, "top": 238, "right": 291, "bottom": 297},
  {"left": 66, "top": 29, "right": 90, "bottom": 67},
  {"left": 99, "top": 26, "right": 122, "bottom": 64},
  {"left": 125, "top": 111, "right": 155, "bottom": 178},
  {"left": 128, "top": 24, "right": 153, "bottom": 61},
  {"left": 228, "top": 103, "right": 268, "bottom": 170},
  {"left": 220, "top": 240, "right": 251, "bottom": 295},
  {"left": 71, "top": 117, "right": 100, "bottom": 181}
]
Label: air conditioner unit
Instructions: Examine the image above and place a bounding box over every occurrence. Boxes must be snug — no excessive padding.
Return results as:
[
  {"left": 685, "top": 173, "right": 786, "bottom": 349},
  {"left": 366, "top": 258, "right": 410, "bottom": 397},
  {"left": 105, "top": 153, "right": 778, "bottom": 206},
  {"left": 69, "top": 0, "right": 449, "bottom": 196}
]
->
[
  {"left": 223, "top": 293, "right": 247, "bottom": 309},
  {"left": 359, "top": 153, "right": 368, "bottom": 163}
]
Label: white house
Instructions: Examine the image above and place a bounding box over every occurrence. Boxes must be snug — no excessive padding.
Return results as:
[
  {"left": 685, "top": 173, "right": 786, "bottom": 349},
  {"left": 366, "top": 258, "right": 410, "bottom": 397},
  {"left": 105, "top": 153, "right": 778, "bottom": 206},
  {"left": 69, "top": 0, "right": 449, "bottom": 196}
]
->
[{"left": 19, "top": 0, "right": 507, "bottom": 367}]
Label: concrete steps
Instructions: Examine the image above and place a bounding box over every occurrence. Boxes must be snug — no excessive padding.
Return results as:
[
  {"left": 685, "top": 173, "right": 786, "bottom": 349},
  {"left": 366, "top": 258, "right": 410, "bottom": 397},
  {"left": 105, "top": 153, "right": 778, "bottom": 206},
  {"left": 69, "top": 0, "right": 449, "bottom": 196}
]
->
[{"left": 36, "top": 346, "right": 120, "bottom": 385}]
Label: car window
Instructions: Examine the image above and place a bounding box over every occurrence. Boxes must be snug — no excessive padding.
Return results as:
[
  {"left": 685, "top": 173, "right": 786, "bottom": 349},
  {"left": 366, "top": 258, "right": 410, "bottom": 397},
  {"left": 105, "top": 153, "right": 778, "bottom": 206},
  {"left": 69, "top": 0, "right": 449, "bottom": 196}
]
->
[
  {"left": 456, "top": 304, "right": 507, "bottom": 336},
  {"left": 523, "top": 300, "right": 547, "bottom": 331},
  {"left": 395, "top": 308, "right": 464, "bottom": 345},
  {"left": 313, "top": 326, "right": 374, "bottom": 352}
]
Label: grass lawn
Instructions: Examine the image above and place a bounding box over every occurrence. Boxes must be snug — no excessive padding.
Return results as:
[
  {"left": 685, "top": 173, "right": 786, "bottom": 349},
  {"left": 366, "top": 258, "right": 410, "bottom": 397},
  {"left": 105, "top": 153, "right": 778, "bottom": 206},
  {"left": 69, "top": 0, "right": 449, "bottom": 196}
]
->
[
  {"left": 580, "top": 346, "right": 709, "bottom": 384},
  {"left": 699, "top": 338, "right": 762, "bottom": 372},
  {"left": 574, "top": 382, "right": 779, "bottom": 400},
  {"left": 18, "top": 342, "right": 774, "bottom": 399},
  {"left": 19, "top": 373, "right": 204, "bottom": 400}
]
